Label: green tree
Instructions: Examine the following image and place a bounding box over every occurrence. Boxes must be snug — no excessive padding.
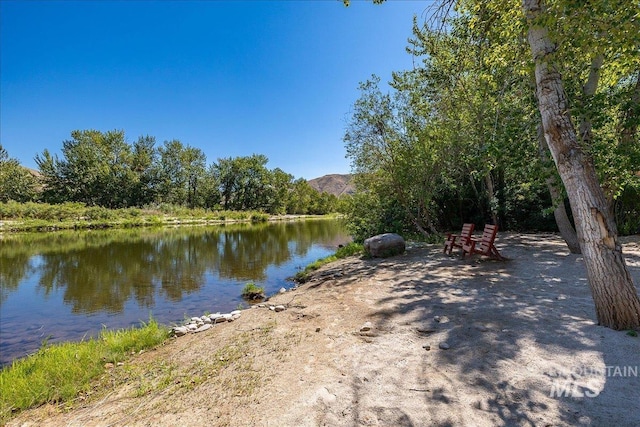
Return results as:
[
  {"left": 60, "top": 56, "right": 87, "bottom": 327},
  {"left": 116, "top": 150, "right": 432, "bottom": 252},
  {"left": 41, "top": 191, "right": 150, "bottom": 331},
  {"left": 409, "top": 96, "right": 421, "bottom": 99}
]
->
[
  {"left": 35, "top": 130, "right": 135, "bottom": 207},
  {"left": 345, "top": 76, "right": 444, "bottom": 238},
  {"left": 287, "top": 178, "right": 315, "bottom": 215},
  {"left": 199, "top": 164, "right": 222, "bottom": 210},
  {"left": 213, "top": 154, "right": 273, "bottom": 211},
  {"left": 130, "top": 135, "right": 159, "bottom": 207},
  {"left": 310, "top": 191, "right": 338, "bottom": 215},
  {"left": 156, "top": 140, "right": 188, "bottom": 206},
  {"left": 155, "top": 140, "right": 206, "bottom": 207},
  {"left": 183, "top": 147, "right": 207, "bottom": 208},
  {"left": 0, "top": 145, "right": 38, "bottom": 202},
  {"left": 269, "top": 168, "right": 294, "bottom": 215},
  {"left": 35, "top": 149, "right": 64, "bottom": 204}
]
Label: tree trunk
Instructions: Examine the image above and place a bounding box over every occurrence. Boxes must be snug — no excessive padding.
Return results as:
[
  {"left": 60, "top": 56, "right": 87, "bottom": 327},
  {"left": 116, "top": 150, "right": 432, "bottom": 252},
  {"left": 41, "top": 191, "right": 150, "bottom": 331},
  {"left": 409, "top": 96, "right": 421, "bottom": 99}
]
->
[
  {"left": 484, "top": 172, "right": 499, "bottom": 226},
  {"left": 537, "top": 123, "right": 581, "bottom": 253},
  {"left": 524, "top": 0, "right": 640, "bottom": 330}
]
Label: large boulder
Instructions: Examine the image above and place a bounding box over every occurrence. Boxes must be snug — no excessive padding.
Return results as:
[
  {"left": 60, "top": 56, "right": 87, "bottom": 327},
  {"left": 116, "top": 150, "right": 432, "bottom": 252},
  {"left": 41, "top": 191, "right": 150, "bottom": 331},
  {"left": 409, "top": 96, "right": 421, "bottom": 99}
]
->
[{"left": 364, "top": 233, "right": 406, "bottom": 258}]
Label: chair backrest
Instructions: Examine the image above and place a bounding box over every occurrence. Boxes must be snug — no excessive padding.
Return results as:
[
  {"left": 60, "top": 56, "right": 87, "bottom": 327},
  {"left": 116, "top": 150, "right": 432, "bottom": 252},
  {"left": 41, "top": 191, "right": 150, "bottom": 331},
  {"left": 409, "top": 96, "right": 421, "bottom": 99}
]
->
[
  {"left": 478, "top": 224, "right": 498, "bottom": 252},
  {"left": 461, "top": 223, "right": 475, "bottom": 238}
]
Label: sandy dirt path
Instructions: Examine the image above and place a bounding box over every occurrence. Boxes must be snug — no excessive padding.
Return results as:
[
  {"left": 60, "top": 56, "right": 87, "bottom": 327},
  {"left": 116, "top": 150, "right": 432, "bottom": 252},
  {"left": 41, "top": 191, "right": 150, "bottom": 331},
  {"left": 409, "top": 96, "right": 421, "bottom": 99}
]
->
[{"left": 8, "top": 233, "right": 640, "bottom": 427}]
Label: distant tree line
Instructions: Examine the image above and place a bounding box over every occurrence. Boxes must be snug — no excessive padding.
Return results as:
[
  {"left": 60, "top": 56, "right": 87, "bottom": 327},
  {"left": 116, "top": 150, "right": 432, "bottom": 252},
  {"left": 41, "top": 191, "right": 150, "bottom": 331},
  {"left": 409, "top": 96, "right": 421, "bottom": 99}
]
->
[{"left": 0, "top": 131, "right": 339, "bottom": 215}]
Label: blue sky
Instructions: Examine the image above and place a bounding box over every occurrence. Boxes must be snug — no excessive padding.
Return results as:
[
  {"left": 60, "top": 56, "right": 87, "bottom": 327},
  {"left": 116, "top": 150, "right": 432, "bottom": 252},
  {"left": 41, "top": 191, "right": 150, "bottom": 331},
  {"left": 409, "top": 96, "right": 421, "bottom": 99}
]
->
[{"left": 1, "top": 1, "right": 431, "bottom": 180}]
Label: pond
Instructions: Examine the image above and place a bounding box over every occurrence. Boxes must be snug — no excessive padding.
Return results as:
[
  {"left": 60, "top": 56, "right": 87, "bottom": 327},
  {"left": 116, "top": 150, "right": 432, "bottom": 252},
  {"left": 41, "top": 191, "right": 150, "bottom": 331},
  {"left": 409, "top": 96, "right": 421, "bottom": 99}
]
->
[{"left": 0, "top": 219, "right": 350, "bottom": 367}]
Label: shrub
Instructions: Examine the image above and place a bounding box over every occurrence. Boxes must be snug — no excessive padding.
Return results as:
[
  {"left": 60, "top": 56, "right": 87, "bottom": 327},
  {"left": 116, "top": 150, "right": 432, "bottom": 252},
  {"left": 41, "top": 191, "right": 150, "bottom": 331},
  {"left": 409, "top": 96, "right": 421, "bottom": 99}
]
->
[{"left": 241, "top": 282, "right": 265, "bottom": 300}]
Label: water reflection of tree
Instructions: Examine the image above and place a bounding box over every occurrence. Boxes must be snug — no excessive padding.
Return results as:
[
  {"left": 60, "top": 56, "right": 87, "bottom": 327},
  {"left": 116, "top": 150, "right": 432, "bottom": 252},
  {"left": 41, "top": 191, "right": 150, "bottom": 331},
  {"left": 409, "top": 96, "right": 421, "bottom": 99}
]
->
[
  {"left": 215, "top": 224, "right": 291, "bottom": 281},
  {"left": 0, "top": 246, "right": 35, "bottom": 304},
  {"left": 1, "top": 220, "right": 348, "bottom": 313}
]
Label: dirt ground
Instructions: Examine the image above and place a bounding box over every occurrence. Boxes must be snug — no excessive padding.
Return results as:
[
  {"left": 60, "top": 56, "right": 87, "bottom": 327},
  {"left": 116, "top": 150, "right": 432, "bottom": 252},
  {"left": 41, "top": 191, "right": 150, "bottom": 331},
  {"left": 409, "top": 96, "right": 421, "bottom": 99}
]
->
[{"left": 8, "top": 233, "right": 640, "bottom": 427}]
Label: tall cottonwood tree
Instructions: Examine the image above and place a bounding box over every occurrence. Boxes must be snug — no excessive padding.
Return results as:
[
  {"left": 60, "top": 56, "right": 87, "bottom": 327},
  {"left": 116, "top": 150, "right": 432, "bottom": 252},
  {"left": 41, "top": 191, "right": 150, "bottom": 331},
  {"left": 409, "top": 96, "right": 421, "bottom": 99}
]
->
[{"left": 523, "top": 0, "right": 640, "bottom": 329}]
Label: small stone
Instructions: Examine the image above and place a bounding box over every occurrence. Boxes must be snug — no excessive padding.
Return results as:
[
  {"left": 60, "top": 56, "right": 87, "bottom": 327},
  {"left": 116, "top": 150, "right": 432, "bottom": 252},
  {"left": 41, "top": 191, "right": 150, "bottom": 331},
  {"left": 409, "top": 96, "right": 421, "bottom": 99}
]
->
[
  {"left": 274, "top": 305, "right": 286, "bottom": 312},
  {"left": 360, "top": 322, "right": 373, "bottom": 332},
  {"left": 435, "top": 316, "right": 450, "bottom": 324},
  {"left": 230, "top": 310, "right": 242, "bottom": 316},
  {"left": 209, "top": 313, "right": 222, "bottom": 320},
  {"left": 173, "top": 326, "right": 189, "bottom": 336},
  {"left": 315, "top": 327, "right": 321, "bottom": 333},
  {"left": 317, "top": 387, "right": 336, "bottom": 404},
  {"left": 474, "top": 324, "right": 489, "bottom": 332},
  {"left": 423, "top": 344, "right": 431, "bottom": 351},
  {"left": 214, "top": 316, "right": 228, "bottom": 323},
  {"left": 187, "top": 324, "right": 198, "bottom": 331},
  {"left": 202, "top": 317, "right": 212, "bottom": 324},
  {"left": 117, "top": 362, "right": 124, "bottom": 366},
  {"left": 279, "top": 287, "right": 287, "bottom": 293},
  {"left": 439, "top": 342, "right": 450, "bottom": 350},
  {"left": 269, "top": 306, "right": 276, "bottom": 311},
  {"left": 416, "top": 323, "right": 437, "bottom": 333},
  {"left": 191, "top": 317, "right": 202, "bottom": 323},
  {"left": 104, "top": 363, "right": 114, "bottom": 369},
  {"left": 194, "top": 324, "right": 212, "bottom": 333},
  {"left": 231, "top": 313, "right": 241, "bottom": 320}
]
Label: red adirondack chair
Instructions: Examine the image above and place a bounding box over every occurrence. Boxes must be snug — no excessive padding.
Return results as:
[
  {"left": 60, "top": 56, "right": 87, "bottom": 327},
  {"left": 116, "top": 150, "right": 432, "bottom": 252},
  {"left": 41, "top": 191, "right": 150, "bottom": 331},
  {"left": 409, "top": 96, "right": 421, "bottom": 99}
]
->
[
  {"left": 443, "top": 223, "right": 475, "bottom": 255},
  {"left": 462, "top": 224, "right": 504, "bottom": 260}
]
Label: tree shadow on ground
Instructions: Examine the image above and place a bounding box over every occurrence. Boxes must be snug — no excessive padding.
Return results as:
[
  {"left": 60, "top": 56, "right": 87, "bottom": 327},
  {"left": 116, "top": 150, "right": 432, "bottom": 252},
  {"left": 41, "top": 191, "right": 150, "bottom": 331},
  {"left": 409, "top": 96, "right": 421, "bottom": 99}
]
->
[{"left": 321, "top": 233, "right": 640, "bottom": 426}]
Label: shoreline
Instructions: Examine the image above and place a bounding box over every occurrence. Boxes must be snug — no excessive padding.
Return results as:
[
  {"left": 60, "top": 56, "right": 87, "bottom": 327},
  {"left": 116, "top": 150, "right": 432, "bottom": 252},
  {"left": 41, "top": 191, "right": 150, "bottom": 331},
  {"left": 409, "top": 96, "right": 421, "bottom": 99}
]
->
[{"left": 0, "top": 211, "right": 337, "bottom": 233}]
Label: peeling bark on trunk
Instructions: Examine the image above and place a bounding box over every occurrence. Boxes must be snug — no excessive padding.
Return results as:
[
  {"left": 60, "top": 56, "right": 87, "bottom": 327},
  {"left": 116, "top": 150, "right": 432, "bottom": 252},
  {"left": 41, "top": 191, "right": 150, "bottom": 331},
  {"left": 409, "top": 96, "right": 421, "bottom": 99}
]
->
[
  {"left": 524, "top": 0, "right": 640, "bottom": 329},
  {"left": 537, "top": 123, "right": 581, "bottom": 254}
]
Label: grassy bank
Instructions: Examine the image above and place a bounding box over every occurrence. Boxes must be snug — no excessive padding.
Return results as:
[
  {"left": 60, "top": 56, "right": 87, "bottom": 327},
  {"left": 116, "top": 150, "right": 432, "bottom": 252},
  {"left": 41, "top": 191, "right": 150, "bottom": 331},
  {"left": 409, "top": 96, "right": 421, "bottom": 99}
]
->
[
  {"left": 0, "top": 201, "right": 331, "bottom": 232},
  {"left": 0, "top": 319, "right": 168, "bottom": 423},
  {"left": 294, "top": 242, "right": 363, "bottom": 283}
]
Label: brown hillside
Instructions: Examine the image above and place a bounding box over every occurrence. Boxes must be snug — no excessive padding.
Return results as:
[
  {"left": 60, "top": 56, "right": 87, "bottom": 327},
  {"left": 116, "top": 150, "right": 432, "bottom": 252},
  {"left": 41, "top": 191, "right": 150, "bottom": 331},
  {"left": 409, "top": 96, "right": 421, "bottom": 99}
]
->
[
  {"left": 307, "top": 174, "right": 355, "bottom": 197},
  {"left": 25, "top": 167, "right": 41, "bottom": 178}
]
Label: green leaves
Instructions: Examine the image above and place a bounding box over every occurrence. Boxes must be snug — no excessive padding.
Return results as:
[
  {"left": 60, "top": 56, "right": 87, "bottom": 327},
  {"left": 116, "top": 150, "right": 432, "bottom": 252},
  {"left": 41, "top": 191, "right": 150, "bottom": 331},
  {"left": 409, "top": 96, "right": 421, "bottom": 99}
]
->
[{"left": 0, "top": 145, "right": 38, "bottom": 203}]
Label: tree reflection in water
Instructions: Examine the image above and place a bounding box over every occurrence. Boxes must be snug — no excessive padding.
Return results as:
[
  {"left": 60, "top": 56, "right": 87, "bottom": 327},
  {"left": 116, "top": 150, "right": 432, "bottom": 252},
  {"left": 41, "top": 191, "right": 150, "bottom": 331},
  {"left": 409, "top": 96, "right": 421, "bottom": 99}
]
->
[{"left": 0, "top": 220, "right": 349, "bottom": 366}]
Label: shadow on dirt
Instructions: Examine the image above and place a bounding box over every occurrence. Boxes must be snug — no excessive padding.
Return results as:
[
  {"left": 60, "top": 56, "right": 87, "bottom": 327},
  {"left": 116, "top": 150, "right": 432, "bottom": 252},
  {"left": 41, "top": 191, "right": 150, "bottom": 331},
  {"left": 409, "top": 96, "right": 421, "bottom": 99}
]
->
[{"left": 312, "top": 233, "right": 640, "bottom": 426}]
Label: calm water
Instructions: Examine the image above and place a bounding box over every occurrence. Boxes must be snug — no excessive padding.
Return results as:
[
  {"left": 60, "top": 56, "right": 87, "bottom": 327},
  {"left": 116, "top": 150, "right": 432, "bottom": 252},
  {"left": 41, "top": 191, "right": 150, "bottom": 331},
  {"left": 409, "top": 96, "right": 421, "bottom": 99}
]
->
[{"left": 0, "top": 219, "right": 350, "bottom": 366}]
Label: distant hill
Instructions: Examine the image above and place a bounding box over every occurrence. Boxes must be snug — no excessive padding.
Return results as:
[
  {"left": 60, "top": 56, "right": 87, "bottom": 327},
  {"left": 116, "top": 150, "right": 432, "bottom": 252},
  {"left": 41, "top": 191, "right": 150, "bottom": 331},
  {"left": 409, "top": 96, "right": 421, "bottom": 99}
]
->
[
  {"left": 307, "top": 174, "right": 355, "bottom": 197},
  {"left": 25, "top": 167, "right": 41, "bottom": 178}
]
